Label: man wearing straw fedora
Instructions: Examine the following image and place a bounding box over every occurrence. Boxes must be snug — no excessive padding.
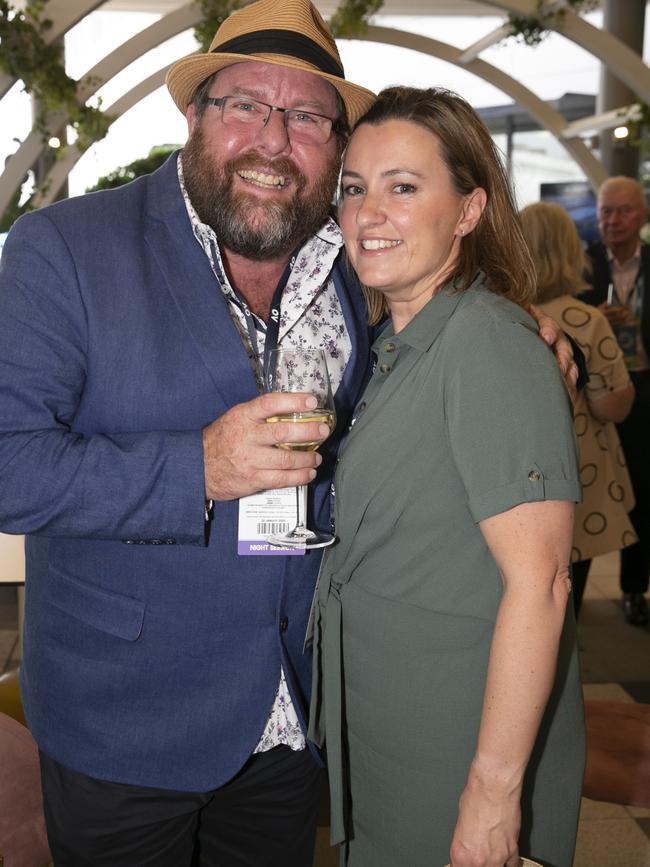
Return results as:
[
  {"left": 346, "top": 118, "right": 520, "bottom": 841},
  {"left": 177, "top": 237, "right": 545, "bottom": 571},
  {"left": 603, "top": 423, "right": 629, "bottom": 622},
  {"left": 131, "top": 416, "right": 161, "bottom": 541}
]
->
[{"left": 0, "top": 0, "right": 377, "bottom": 863}]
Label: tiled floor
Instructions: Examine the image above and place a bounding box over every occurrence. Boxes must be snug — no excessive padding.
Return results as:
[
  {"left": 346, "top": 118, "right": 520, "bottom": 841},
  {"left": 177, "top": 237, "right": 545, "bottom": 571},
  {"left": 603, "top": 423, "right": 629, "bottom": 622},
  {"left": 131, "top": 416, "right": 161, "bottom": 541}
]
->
[
  {"left": 573, "top": 552, "right": 650, "bottom": 867},
  {"left": 1, "top": 551, "right": 649, "bottom": 866}
]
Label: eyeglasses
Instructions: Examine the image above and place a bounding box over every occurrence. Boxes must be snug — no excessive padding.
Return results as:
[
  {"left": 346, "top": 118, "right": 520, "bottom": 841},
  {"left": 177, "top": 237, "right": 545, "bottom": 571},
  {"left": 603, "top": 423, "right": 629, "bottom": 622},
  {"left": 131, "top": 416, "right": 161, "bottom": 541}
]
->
[
  {"left": 598, "top": 205, "right": 640, "bottom": 219},
  {"left": 204, "top": 95, "right": 340, "bottom": 145}
]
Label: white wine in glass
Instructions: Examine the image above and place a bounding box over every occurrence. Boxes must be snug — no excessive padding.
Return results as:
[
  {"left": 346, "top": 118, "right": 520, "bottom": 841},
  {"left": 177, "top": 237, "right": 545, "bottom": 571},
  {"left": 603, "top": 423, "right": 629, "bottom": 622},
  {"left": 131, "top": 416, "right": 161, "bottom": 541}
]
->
[
  {"left": 265, "top": 349, "right": 336, "bottom": 548},
  {"left": 266, "top": 408, "right": 337, "bottom": 451}
]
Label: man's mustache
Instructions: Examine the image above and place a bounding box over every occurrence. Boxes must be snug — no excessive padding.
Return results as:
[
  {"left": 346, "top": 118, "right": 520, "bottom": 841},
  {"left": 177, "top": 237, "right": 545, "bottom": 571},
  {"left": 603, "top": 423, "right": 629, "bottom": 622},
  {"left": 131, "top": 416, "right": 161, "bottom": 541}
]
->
[{"left": 225, "top": 152, "right": 306, "bottom": 191}]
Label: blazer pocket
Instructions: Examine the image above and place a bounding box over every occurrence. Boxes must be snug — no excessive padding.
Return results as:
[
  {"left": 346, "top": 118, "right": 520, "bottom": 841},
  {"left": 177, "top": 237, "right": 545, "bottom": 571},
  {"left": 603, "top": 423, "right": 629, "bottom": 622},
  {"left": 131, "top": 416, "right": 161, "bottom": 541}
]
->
[{"left": 47, "top": 567, "right": 145, "bottom": 641}]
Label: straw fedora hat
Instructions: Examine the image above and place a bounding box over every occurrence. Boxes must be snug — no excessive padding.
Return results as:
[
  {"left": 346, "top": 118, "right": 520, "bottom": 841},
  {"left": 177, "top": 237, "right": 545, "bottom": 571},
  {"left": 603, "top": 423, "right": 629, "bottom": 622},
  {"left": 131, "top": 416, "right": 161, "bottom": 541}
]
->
[{"left": 166, "top": 0, "right": 376, "bottom": 128}]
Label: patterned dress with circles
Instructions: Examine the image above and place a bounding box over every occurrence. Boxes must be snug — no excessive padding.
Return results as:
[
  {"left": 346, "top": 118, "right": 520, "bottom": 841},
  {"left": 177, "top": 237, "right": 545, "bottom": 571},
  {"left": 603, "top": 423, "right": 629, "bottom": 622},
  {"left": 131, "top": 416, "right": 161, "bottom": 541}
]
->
[{"left": 541, "top": 296, "right": 637, "bottom": 561}]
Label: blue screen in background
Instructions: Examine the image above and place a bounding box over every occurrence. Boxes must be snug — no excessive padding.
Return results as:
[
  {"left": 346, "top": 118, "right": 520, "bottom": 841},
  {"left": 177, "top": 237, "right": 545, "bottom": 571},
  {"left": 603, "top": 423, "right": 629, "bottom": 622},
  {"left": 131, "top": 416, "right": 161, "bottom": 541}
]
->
[{"left": 540, "top": 181, "right": 599, "bottom": 246}]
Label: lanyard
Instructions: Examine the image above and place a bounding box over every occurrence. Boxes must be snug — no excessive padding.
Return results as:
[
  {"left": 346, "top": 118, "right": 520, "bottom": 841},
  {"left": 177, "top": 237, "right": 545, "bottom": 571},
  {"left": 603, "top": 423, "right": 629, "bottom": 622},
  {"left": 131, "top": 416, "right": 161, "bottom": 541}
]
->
[
  {"left": 209, "top": 238, "right": 295, "bottom": 386},
  {"left": 609, "top": 264, "right": 644, "bottom": 316},
  {"left": 636, "top": 269, "right": 645, "bottom": 318},
  {"left": 251, "top": 258, "right": 295, "bottom": 385}
]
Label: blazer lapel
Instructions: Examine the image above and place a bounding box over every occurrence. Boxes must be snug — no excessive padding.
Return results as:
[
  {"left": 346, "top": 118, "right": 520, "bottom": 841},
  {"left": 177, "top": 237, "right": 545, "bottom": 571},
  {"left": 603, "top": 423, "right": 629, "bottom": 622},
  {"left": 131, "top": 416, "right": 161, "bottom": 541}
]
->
[{"left": 143, "top": 154, "right": 259, "bottom": 408}]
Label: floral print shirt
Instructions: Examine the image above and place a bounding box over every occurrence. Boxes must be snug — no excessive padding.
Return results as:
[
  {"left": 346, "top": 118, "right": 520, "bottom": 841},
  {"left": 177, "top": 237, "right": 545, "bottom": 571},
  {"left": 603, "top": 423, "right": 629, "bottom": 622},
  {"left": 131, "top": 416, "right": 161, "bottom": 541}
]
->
[
  {"left": 178, "top": 157, "right": 351, "bottom": 393},
  {"left": 178, "top": 156, "right": 351, "bottom": 752}
]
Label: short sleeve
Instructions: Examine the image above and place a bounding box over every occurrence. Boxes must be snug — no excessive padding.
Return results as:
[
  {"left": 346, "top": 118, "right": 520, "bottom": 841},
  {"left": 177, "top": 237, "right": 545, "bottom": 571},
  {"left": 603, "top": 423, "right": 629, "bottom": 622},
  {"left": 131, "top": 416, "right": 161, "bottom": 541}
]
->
[
  {"left": 583, "top": 307, "right": 631, "bottom": 400},
  {"left": 443, "top": 304, "right": 581, "bottom": 523}
]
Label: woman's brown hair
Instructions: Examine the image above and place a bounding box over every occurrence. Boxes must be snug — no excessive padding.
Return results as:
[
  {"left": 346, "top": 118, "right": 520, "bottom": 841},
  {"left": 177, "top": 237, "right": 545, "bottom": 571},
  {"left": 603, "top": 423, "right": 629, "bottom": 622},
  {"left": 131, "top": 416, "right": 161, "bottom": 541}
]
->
[{"left": 344, "top": 86, "right": 536, "bottom": 324}]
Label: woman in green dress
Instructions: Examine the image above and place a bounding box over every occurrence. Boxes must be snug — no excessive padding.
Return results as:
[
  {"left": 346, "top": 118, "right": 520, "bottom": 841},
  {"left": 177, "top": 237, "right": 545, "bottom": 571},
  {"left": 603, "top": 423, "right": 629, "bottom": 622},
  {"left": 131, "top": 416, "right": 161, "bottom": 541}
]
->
[{"left": 308, "top": 87, "right": 585, "bottom": 867}]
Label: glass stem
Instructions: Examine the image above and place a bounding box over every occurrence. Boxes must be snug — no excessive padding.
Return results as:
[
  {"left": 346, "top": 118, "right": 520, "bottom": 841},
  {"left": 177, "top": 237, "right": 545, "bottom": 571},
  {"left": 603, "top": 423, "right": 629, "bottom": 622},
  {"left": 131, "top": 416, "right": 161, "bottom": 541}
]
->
[{"left": 295, "top": 485, "right": 307, "bottom": 531}]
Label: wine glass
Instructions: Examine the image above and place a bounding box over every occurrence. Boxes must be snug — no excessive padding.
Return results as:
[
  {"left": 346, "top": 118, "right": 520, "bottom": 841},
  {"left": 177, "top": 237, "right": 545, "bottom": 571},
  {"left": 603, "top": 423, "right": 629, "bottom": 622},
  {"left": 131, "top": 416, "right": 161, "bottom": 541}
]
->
[{"left": 264, "top": 348, "right": 337, "bottom": 549}]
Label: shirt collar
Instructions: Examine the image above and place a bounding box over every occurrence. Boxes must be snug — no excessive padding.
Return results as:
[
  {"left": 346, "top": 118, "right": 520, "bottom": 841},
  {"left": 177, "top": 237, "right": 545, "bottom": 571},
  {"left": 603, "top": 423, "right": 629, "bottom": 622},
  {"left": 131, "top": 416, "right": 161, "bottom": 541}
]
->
[
  {"left": 606, "top": 242, "right": 641, "bottom": 268},
  {"left": 373, "top": 275, "right": 483, "bottom": 355}
]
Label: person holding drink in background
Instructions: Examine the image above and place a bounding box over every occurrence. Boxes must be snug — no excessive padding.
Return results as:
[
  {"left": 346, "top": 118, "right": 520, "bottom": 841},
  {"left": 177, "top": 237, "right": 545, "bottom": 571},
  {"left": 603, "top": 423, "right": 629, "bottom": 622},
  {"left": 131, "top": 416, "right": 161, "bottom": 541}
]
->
[
  {"left": 520, "top": 201, "right": 636, "bottom": 618},
  {"left": 580, "top": 176, "right": 650, "bottom": 626},
  {"left": 309, "top": 87, "right": 585, "bottom": 867}
]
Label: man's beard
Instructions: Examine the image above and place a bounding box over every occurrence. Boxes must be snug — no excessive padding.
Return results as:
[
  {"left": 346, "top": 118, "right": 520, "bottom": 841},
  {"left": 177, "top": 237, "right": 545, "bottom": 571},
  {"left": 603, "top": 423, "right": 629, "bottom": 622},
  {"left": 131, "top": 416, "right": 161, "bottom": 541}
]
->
[{"left": 182, "top": 127, "right": 340, "bottom": 260}]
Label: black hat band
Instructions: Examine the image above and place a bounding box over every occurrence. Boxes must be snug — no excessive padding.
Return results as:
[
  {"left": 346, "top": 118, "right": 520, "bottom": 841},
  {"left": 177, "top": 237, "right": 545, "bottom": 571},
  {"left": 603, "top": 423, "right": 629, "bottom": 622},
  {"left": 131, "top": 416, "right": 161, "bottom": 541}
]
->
[{"left": 215, "top": 30, "right": 344, "bottom": 79}]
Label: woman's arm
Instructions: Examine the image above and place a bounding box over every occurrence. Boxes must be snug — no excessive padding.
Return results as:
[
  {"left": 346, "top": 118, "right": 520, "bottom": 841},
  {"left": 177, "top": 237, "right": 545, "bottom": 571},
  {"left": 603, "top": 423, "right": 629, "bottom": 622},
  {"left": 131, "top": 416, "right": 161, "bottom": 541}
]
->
[
  {"left": 448, "top": 499, "right": 574, "bottom": 867},
  {"left": 583, "top": 305, "right": 634, "bottom": 425},
  {"left": 588, "top": 382, "right": 635, "bottom": 425}
]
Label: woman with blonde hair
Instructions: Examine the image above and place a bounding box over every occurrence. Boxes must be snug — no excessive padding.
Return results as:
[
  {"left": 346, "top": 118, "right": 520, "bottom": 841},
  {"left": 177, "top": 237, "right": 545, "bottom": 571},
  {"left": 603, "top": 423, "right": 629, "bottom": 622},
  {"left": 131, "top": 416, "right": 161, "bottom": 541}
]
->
[{"left": 520, "top": 201, "right": 636, "bottom": 615}]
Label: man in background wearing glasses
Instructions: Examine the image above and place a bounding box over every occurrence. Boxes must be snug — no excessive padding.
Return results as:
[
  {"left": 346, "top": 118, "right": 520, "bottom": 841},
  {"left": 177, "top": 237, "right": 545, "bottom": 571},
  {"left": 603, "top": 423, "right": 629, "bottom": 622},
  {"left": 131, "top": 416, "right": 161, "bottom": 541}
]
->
[{"left": 581, "top": 175, "right": 650, "bottom": 626}]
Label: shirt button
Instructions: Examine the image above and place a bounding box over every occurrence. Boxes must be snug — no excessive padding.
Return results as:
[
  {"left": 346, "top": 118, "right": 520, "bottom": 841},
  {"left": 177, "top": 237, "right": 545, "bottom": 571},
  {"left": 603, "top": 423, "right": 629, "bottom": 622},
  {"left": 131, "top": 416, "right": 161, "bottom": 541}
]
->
[
  {"left": 379, "top": 363, "right": 391, "bottom": 374},
  {"left": 280, "top": 617, "right": 289, "bottom": 633},
  {"left": 528, "top": 470, "right": 541, "bottom": 482},
  {"left": 358, "top": 401, "right": 366, "bottom": 411},
  {"left": 384, "top": 342, "right": 396, "bottom": 353}
]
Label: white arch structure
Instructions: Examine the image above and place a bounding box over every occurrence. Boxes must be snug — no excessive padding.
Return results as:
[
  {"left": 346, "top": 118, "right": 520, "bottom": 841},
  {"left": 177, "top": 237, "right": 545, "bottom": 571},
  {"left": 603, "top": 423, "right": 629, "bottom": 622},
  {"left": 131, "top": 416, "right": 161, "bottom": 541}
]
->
[
  {"left": 2, "top": 0, "right": 650, "bottom": 215},
  {"left": 0, "top": 0, "right": 103, "bottom": 101}
]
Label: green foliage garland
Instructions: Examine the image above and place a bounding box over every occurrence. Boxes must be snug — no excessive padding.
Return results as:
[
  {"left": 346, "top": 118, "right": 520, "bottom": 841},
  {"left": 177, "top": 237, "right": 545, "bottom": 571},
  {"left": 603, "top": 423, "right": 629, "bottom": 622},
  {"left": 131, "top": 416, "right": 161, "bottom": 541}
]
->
[
  {"left": 84, "top": 145, "right": 179, "bottom": 193},
  {"left": 506, "top": 0, "right": 598, "bottom": 47},
  {"left": 0, "top": 0, "right": 385, "bottom": 154},
  {"left": 619, "top": 100, "right": 650, "bottom": 149},
  {"left": 194, "top": 0, "right": 241, "bottom": 53},
  {"left": 329, "top": 0, "right": 384, "bottom": 39},
  {"left": 0, "top": 175, "right": 31, "bottom": 231},
  {"left": 0, "top": 0, "right": 385, "bottom": 229},
  {"left": 0, "top": 0, "right": 112, "bottom": 149},
  {"left": 193, "top": 0, "right": 385, "bottom": 50}
]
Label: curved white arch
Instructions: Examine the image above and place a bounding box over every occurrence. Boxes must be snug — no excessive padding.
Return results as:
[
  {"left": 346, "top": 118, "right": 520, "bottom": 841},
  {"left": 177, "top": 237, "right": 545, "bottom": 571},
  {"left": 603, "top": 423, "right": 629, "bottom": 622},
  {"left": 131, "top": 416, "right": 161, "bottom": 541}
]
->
[
  {"left": 32, "top": 25, "right": 607, "bottom": 208},
  {"left": 4, "top": 1, "right": 648, "bottom": 212},
  {"left": 0, "top": 3, "right": 200, "bottom": 215},
  {"left": 3, "top": 0, "right": 650, "bottom": 106},
  {"left": 484, "top": 0, "right": 650, "bottom": 104},
  {"left": 77, "top": 3, "right": 197, "bottom": 102},
  {"left": 4, "top": 0, "right": 649, "bottom": 109},
  {"left": 32, "top": 66, "right": 171, "bottom": 207},
  {"left": 364, "top": 25, "right": 606, "bottom": 187},
  {"left": 0, "top": 0, "right": 103, "bottom": 101}
]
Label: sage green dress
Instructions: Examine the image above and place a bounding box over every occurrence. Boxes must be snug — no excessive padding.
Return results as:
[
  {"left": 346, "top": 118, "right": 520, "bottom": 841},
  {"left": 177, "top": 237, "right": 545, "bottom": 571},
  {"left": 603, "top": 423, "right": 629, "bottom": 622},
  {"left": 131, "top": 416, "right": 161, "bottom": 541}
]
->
[{"left": 309, "top": 277, "right": 585, "bottom": 867}]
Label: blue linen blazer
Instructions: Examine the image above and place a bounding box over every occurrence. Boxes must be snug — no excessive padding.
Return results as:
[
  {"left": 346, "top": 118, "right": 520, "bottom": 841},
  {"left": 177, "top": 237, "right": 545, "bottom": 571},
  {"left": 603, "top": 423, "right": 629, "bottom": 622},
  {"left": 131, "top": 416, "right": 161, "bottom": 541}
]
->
[{"left": 0, "top": 153, "right": 371, "bottom": 790}]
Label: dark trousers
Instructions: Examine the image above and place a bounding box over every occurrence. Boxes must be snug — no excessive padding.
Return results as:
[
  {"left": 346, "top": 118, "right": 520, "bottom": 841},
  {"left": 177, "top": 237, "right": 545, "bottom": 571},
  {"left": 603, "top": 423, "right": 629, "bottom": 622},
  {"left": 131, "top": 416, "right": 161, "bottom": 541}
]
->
[
  {"left": 39, "top": 745, "right": 322, "bottom": 867},
  {"left": 618, "top": 370, "right": 650, "bottom": 595},
  {"left": 571, "top": 558, "right": 592, "bottom": 617}
]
